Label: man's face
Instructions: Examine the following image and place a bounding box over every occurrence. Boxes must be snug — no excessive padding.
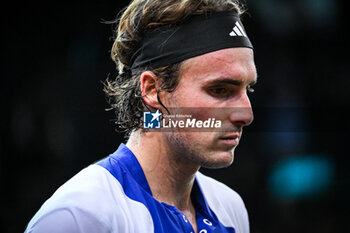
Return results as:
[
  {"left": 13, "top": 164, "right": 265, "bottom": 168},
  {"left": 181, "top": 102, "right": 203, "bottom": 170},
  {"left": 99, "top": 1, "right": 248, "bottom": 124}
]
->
[{"left": 162, "top": 48, "right": 257, "bottom": 168}]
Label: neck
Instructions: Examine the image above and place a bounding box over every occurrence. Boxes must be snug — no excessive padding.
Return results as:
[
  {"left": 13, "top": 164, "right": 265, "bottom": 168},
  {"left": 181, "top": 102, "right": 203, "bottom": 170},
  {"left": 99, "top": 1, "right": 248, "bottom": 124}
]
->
[{"left": 126, "top": 130, "right": 200, "bottom": 211}]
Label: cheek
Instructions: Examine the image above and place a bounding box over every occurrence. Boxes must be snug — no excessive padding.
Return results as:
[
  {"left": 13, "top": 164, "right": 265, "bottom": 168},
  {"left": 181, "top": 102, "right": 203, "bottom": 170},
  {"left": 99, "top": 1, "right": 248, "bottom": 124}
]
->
[{"left": 177, "top": 132, "right": 217, "bottom": 149}]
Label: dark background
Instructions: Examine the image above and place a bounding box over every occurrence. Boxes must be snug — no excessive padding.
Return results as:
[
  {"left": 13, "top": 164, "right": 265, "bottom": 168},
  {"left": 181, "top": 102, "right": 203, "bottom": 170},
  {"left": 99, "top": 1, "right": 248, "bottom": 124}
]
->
[{"left": 2, "top": 0, "right": 349, "bottom": 232}]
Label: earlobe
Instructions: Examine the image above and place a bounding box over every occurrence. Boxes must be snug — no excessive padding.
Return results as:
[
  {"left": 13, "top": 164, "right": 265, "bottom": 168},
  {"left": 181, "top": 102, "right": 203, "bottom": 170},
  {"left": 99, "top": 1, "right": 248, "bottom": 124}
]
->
[{"left": 140, "top": 71, "right": 161, "bottom": 108}]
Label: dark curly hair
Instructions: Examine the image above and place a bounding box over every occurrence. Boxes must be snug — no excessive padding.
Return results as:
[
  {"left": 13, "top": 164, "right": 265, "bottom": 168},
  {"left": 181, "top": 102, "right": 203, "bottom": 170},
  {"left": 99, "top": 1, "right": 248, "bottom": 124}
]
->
[{"left": 104, "top": 0, "right": 244, "bottom": 137}]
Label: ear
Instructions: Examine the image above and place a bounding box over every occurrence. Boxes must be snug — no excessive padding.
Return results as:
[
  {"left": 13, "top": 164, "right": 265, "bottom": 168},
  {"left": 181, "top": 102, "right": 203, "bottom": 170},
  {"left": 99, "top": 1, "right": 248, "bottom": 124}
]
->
[{"left": 140, "top": 71, "right": 162, "bottom": 109}]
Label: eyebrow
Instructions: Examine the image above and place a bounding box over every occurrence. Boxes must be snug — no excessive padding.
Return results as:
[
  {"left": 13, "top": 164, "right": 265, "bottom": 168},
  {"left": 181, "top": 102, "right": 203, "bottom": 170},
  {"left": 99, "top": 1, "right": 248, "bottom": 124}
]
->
[{"left": 206, "top": 77, "right": 257, "bottom": 86}]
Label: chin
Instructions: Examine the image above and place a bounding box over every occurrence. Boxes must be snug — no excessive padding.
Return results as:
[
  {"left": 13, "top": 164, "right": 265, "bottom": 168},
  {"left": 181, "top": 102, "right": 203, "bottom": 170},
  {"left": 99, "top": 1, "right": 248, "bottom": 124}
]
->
[{"left": 201, "top": 150, "right": 235, "bottom": 169}]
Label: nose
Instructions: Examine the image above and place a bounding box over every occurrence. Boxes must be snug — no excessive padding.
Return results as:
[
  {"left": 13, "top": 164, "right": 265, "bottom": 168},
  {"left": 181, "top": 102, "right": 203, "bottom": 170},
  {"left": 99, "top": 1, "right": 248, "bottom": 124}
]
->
[{"left": 228, "top": 92, "right": 254, "bottom": 127}]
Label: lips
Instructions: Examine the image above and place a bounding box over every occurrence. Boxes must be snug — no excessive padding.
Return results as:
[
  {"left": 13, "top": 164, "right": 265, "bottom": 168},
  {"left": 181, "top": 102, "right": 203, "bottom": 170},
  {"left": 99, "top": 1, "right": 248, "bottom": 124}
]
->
[
  {"left": 219, "top": 133, "right": 240, "bottom": 146},
  {"left": 220, "top": 133, "right": 240, "bottom": 140}
]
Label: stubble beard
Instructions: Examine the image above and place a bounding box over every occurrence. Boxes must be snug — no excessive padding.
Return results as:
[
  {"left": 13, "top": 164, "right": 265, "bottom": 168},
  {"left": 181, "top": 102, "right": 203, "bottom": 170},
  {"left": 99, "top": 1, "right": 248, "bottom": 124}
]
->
[{"left": 165, "top": 132, "right": 235, "bottom": 169}]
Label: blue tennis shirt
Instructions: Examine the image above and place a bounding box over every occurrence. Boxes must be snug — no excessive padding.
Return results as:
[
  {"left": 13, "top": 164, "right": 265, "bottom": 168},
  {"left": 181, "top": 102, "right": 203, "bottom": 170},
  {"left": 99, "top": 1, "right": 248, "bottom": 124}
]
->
[{"left": 25, "top": 144, "right": 249, "bottom": 233}]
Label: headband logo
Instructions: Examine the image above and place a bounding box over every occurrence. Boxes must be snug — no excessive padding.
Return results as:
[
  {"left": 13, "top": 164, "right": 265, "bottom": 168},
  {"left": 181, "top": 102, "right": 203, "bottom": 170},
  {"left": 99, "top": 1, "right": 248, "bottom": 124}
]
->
[{"left": 229, "top": 21, "right": 248, "bottom": 37}]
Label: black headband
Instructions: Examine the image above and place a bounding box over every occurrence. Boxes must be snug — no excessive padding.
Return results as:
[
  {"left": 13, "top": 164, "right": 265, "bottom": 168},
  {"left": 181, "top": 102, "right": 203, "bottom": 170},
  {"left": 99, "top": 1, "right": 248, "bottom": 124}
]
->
[{"left": 130, "top": 11, "right": 253, "bottom": 75}]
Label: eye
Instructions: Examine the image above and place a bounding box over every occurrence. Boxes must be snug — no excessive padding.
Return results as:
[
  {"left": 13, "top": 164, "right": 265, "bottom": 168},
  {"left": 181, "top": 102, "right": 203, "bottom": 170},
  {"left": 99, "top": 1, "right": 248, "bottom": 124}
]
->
[
  {"left": 211, "top": 87, "right": 228, "bottom": 95},
  {"left": 208, "top": 86, "right": 234, "bottom": 98}
]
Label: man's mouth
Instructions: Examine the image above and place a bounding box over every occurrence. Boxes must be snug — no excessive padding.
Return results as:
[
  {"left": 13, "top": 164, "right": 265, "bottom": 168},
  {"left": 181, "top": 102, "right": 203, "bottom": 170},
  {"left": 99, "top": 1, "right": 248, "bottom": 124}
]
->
[{"left": 218, "top": 133, "right": 240, "bottom": 146}]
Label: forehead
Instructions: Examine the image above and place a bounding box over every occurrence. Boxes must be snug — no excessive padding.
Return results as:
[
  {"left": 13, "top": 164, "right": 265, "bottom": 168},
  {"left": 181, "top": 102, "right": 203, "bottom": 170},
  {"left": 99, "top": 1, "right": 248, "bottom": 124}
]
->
[{"left": 179, "top": 47, "right": 257, "bottom": 84}]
